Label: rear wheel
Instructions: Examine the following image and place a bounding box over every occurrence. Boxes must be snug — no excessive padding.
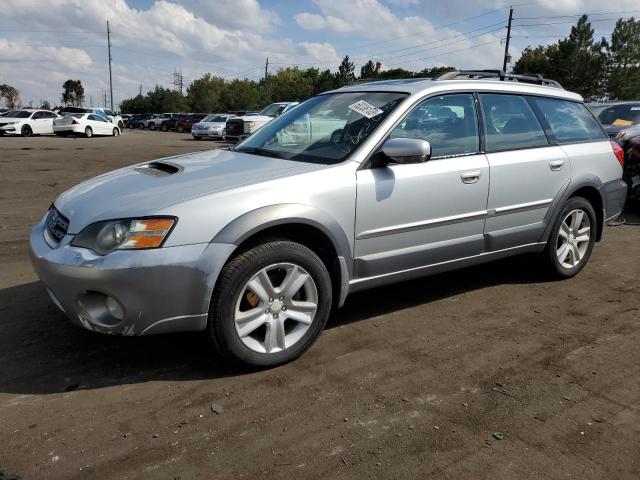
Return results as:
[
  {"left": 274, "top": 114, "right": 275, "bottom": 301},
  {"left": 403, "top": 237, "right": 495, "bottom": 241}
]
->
[
  {"left": 84, "top": 126, "right": 93, "bottom": 138},
  {"left": 112, "top": 127, "right": 120, "bottom": 136},
  {"left": 21, "top": 125, "right": 33, "bottom": 137},
  {"left": 138, "top": 123, "right": 145, "bottom": 130},
  {"left": 207, "top": 240, "right": 332, "bottom": 367},
  {"left": 177, "top": 125, "right": 184, "bottom": 133},
  {"left": 160, "top": 124, "right": 168, "bottom": 132},
  {"left": 149, "top": 123, "right": 156, "bottom": 130},
  {"left": 543, "top": 197, "right": 596, "bottom": 278}
]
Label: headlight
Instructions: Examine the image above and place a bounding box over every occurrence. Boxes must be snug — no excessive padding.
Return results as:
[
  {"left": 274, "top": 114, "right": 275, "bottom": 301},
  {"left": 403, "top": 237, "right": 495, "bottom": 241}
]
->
[
  {"left": 244, "top": 121, "right": 256, "bottom": 134},
  {"left": 71, "top": 217, "right": 176, "bottom": 255}
]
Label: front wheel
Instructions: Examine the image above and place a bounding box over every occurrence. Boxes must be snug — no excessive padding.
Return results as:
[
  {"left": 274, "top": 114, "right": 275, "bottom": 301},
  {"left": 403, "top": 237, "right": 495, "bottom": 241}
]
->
[
  {"left": 21, "top": 125, "right": 33, "bottom": 137},
  {"left": 543, "top": 197, "right": 596, "bottom": 278},
  {"left": 207, "top": 240, "right": 332, "bottom": 368}
]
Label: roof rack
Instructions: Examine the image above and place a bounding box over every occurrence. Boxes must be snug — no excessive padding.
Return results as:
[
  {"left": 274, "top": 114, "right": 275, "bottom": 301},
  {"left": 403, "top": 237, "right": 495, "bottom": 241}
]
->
[{"left": 433, "top": 70, "right": 563, "bottom": 89}]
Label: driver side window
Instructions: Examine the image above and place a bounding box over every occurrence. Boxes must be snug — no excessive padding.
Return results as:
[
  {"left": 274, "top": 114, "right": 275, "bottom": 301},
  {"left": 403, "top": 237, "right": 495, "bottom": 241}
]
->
[{"left": 390, "top": 94, "right": 480, "bottom": 158}]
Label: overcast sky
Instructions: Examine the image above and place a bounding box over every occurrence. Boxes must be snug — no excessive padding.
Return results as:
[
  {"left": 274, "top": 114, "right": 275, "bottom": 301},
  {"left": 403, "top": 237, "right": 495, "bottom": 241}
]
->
[{"left": 1, "top": 0, "right": 638, "bottom": 109}]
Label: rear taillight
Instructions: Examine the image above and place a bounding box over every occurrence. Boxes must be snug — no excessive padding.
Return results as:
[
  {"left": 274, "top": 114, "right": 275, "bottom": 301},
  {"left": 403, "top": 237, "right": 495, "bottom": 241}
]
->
[
  {"left": 611, "top": 141, "right": 624, "bottom": 167},
  {"left": 72, "top": 119, "right": 79, "bottom": 125}
]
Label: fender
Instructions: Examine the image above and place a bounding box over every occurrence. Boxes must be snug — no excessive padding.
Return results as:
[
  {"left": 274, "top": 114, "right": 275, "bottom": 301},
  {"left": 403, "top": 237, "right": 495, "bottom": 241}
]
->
[
  {"left": 540, "top": 174, "right": 605, "bottom": 243},
  {"left": 212, "top": 203, "right": 354, "bottom": 307}
]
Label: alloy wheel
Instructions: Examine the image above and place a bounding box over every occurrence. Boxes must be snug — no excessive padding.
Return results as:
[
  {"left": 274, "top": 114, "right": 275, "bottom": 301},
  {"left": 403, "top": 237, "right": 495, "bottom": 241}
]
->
[
  {"left": 234, "top": 263, "right": 318, "bottom": 354},
  {"left": 556, "top": 208, "right": 591, "bottom": 269}
]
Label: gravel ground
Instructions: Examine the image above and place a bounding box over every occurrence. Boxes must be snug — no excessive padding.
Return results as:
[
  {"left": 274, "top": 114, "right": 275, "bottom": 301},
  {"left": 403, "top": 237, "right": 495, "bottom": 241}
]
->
[{"left": 1, "top": 131, "right": 639, "bottom": 479}]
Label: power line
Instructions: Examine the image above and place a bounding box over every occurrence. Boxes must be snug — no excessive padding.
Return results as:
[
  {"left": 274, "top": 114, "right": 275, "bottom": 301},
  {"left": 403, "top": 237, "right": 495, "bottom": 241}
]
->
[
  {"left": 383, "top": 38, "right": 502, "bottom": 69},
  {"left": 514, "top": 17, "right": 639, "bottom": 27},
  {"left": 516, "top": 10, "right": 640, "bottom": 20}
]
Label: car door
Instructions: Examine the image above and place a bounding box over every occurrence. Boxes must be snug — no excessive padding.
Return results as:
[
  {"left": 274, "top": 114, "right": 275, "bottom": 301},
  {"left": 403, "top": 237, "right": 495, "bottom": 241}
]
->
[
  {"left": 478, "top": 93, "right": 571, "bottom": 250},
  {"left": 31, "top": 111, "right": 48, "bottom": 133},
  {"left": 354, "top": 93, "right": 490, "bottom": 279}
]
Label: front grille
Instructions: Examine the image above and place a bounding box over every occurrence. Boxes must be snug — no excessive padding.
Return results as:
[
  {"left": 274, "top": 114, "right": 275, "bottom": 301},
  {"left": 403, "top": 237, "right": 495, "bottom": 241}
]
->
[
  {"left": 225, "top": 120, "right": 242, "bottom": 136},
  {"left": 46, "top": 207, "right": 69, "bottom": 243}
]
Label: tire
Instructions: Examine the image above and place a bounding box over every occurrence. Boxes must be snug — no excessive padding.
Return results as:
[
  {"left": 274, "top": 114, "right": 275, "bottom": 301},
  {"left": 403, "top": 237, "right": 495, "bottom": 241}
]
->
[
  {"left": 207, "top": 240, "right": 333, "bottom": 368},
  {"left": 177, "top": 125, "right": 184, "bottom": 133},
  {"left": 128, "top": 123, "right": 134, "bottom": 129},
  {"left": 0, "top": 130, "right": 5, "bottom": 136},
  {"left": 118, "top": 121, "right": 124, "bottom": 129},
  {"left": 21, "top": 125, "right": 33, "bottom": 137},
  {"left": 84, "top": 127, "right": 93, "bottom": 138},
  {"left": 138, "top": 123, "right": 145, "bottom": 130},
  {"left": 543, "top": 197, "right": 597, "bottom": 279},
  {"left": 149, "top": 123, "right": 156, "bottom": 130},
  {"left": 160, "top": 124, "right": 168, "bottom": 132},
  {"left": 112, "top": 127, "right": 120, "bottom": 136}
]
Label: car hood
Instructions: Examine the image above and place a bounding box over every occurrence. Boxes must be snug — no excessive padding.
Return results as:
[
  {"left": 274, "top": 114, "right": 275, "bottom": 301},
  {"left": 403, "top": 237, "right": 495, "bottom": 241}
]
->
[
  {"left": 233, "top": 115, "right": 273, "bottom": 123},
  {"left": 55, "top": 148, "right": 327, "bottom": 233},
  {"left": 194, "top": 122, "right": 225, "bottom": 128}
]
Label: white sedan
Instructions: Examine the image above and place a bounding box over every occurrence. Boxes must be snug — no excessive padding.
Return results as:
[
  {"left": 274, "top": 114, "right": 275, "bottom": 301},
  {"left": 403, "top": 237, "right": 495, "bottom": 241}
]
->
[
  {"left": 53, "top": 113, "right": 121, "bottom": 138},
  {"left": 0, "top": 109, "right": 60, "bottom": 136}
]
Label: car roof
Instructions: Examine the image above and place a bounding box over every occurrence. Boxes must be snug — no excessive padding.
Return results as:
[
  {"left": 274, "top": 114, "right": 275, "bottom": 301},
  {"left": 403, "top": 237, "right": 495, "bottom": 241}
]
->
[{"left": 330, "top": 78, "right": 583, "bottom": 102}]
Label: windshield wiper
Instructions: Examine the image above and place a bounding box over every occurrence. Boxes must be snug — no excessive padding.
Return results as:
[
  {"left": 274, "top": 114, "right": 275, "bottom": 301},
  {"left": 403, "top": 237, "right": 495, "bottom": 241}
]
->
[{"left": 235, "top": 147, "right": 286, "bottom": 159}]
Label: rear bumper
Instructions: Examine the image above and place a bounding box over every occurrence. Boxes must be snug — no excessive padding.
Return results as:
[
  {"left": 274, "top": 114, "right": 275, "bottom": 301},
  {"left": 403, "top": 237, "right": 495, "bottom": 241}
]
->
[
  {"left": 29, "top": 217, "right": 236, "bottom": 336},
  {"left": 53, "top": 125, "right": 83, "bottom": 133},
  {"left": 601, "top": 178, "right": 627, "bottom": 221}
]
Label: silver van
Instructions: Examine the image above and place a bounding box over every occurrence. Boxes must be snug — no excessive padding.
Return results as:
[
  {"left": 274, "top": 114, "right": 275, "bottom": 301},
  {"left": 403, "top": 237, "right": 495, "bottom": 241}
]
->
[{"left": 30, "top": 71, "right": 627, "bottom": 367}]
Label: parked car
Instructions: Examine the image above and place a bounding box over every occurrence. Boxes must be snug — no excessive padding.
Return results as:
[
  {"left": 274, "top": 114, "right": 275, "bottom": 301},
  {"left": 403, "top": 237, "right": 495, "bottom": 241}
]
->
[
  {"left": 0, "top": 109, "right": 60, "bottom": 136},
  {"left": 588, "top": 101, "right": 640, "bottom": 138},
  {"left": 613, "top": 124, "right": 640, "bottom": 197},
  {"left": 132, "top": 113, "right": 153, "bottom": 129},
  {"left": 121, "top": 114, "right": 132, "bottom": 127},
  {"left": 137, "top": 113, "right": 163, "bottom": 130},
  {"left": 30, "top": 71, "right": 626, "bottom": 367},
  {"left": 145, "top": 113, "right": 180, "bottom": 130},
  {"left": 60, "top": 107, "right": 124, "bottom": 130},
  {"left": 224, "top": 102, "right": 299, "bottom": 143},
  {"left": 53, "top": 113, "right": 121, "bottom": 138},
  {"left": 159, "top": 114, "right": 188, "bottom": 132},
  {"left": 191, "top": 113, "right": 234, "bottom": 140},
  {"left": 126, "top": 114, "right": 148, "bottom": 129},
  {"left": 175, "top": 113, "right": 206, "bottom": 133}
]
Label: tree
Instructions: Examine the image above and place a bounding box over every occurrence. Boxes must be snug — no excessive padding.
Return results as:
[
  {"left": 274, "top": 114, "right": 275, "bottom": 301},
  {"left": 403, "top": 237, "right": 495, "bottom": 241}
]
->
[
  {"left": 186, "top": 74, "right": 226, "bottom": 112},
  {"left": 0, "top": 84, "right": 20, "bottom": 108},
  {"left": 61, "top": 79, "right": 85, "bottom": 106},
  {"left": 223, "top": 79, "right": 261, "bottom": 111},
  {"left": 41, "top": 100, "right": 51, "bottom": 110},
  {"left": 513, "top": 16, "right": 607, "bottom": 99},
  {"left": 335, "top": 55, "right": 356, "bottom": 87},
  {"left": 360, "top": 60, "right": 378, "bottom": 79},
  {"left": 607, "top": 17, "right": 640, "bottom": 100}
]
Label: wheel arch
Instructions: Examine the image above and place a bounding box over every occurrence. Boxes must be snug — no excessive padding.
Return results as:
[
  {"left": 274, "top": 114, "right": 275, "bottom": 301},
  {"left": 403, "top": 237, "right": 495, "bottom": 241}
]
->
[{"left": 212, "top": 204, "right": 353, "bottom": 308}]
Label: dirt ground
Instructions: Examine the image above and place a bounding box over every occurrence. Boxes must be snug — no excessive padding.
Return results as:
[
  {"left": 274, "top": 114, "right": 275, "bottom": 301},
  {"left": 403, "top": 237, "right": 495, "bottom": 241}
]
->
[{"left": 1, "top": 130, "right": 639, "bottom": 480}]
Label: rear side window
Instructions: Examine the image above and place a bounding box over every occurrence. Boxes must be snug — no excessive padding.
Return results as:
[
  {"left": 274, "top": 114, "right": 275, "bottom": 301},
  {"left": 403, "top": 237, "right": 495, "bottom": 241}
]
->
[
  {"left": 532, "top": 97, "right": 608, "bottom": 142},
  {"left": 479, "top": 94, "right": 548, "bottom": 151}
]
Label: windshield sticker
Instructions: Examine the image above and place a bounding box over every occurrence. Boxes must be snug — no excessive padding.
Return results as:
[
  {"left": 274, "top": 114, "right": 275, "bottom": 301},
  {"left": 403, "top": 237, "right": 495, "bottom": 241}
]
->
[{"left": 348, "top": 100, "right": 384, "bottom": 119}]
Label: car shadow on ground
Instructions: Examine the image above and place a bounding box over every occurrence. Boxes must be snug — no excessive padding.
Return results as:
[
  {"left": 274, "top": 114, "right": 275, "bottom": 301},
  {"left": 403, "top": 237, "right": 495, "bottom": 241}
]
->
[
  {"left": 0, "top": 254, "right": 551, "bottom": 396},
  {"left": 1, "top": 202, "right": 637, "bottom": 396}
]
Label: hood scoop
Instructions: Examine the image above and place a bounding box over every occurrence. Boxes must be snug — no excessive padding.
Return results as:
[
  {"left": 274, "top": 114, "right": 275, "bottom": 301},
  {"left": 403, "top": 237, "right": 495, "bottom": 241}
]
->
[{"left": 135, "top": 161, "right": 182, "bottom": 177}]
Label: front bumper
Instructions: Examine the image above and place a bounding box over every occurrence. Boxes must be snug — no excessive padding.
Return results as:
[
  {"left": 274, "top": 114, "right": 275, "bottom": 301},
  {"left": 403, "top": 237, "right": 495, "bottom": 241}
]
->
[
  {"left": 0, "top": 124, "right": 19, "bottom": 133},
  {"left": 29, "top": 218, "right": 236, "bottom": 336},
  {"left": 192, "top": 130, "right": 223, "bottom": 139}
]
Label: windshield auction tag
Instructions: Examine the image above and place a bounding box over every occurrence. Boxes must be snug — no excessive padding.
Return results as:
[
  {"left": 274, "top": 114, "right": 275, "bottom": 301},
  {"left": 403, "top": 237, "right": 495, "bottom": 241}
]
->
[{"left": 348, "top": 100, "right": 383, "bottom": 119}]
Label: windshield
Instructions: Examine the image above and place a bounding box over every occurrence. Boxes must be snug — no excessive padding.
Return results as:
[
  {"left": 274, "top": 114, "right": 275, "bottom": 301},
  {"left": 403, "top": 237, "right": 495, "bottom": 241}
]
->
[
  {"left": 597, "top": 104, "right": 640, "bottom": 126},
  {"left": 7, "top": 111, "right": 32, "bottom": 118},
  {"left": 259, "top": 104, "right": 289, "bottom": 117},
  {"left": 235, "top": 92, "right": 408, "bottom": 164},
  {"left": 203, "top": 115, "right": 227, "bottom": 122}
]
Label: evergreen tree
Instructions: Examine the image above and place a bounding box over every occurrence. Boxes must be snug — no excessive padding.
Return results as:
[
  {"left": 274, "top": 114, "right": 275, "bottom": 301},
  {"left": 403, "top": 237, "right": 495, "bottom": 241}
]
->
[
  {"left": 607, "top": 17, "right": 640, "bottom": 100},
  {"left": 335, "top": 55, "right": 355, "bottom": 87}
]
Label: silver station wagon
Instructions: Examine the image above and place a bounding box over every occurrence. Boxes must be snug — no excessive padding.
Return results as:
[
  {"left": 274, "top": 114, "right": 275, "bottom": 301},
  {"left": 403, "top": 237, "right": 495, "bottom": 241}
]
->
[{"left": 30, "top": 70, "right": 627, "bottom": 367}]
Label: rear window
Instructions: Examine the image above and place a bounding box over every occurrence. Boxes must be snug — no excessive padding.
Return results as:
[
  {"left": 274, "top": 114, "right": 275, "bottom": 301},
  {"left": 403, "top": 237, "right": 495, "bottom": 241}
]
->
[
  {"left": 479, "top": 94, "right": 548, "bottom": 151},
  {"left": 532, "top": 97, "right": 607, "bottom": 142}
]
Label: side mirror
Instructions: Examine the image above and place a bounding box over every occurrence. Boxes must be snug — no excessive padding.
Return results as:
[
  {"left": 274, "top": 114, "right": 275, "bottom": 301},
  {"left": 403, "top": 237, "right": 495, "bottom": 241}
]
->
[{"left": 381, "top": 137, "right": 431, "bottom": 165}]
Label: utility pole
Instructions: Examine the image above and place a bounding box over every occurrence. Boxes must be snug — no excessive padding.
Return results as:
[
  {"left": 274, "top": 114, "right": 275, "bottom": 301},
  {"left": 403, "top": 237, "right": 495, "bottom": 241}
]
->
[
  {"left": 502, "top": 7, "right": 513, "bottom": 73},
  {"left": 264, "top": 57, "right": 269, "bottom": 82},
  {"left": 107, "top": 21, "right": 114, "bottom": 110},
  {"left": 139, "top": 84, "right": 142, "bottom": 96}
]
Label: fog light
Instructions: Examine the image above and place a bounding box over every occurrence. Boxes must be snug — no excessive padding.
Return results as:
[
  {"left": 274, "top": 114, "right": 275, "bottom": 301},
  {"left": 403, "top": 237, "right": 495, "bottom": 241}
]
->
[{"left": 105, "top": 296, "right": 125, "bottom": 320}]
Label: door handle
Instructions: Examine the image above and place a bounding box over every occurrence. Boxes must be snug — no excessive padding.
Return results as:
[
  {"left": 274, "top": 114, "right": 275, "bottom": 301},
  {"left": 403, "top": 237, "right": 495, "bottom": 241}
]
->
[
  {"left": 549, "top": 160, "right": 565, "bottom": 171},
  {"left": 461, "top": 170, "right": 481, "bottom": 184}
]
